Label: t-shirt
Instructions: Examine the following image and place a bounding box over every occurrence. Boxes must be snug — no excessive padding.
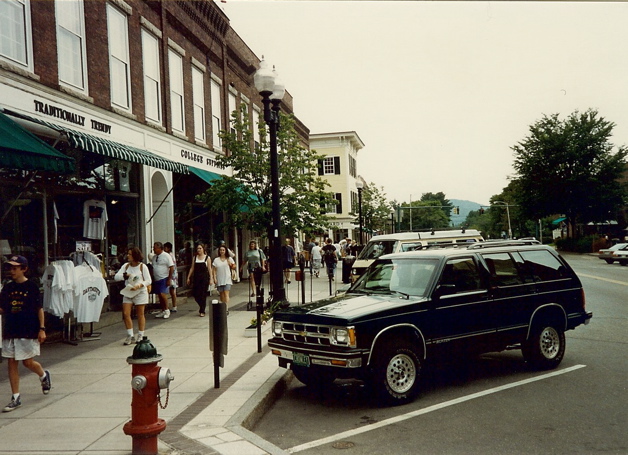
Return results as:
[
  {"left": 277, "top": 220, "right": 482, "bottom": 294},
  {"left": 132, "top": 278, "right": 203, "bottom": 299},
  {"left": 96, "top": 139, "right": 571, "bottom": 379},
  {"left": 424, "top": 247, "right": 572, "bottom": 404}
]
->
[
  {"left": 0, "top": 279, "right": 41, "bottom": 340},
  {"left": 245, "top": 249, "right": 266, "bottom": 270},
  {"left": 213, "top": 257, "right": 235, "bottom": 286},
  {"left": 73, "top": 266, "right": 109, "bottom": 323},
  {"left": 152, "top": 252, "right": 175, "bottom": 281},
  {"left": 83, "top": 199, "right": 108, "bottom": 240}
]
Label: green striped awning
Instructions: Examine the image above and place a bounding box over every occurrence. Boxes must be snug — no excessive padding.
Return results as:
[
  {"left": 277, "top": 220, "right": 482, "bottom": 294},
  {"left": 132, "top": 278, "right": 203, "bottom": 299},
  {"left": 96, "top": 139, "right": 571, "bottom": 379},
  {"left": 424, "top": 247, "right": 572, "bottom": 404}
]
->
[
  {"left": 4, "top": 111, "right": 188, "bottom": 174},
  {"left": 0, "top": 111, "right": 75, "bottom": 173}
]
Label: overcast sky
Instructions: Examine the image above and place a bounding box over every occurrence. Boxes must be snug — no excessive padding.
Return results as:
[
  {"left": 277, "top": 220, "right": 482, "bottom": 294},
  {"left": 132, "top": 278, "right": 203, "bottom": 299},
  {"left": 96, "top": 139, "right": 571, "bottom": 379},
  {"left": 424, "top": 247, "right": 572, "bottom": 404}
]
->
[{"left": 220, "top": 1, "right": 628, "bottom": 205}]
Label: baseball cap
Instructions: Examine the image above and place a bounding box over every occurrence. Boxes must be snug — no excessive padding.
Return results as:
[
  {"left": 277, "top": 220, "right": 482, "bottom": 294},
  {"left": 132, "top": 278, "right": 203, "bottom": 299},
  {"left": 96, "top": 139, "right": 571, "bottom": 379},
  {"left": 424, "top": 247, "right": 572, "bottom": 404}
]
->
[{"left": 7, "top": 255, "right": 28, "bottom": 267}]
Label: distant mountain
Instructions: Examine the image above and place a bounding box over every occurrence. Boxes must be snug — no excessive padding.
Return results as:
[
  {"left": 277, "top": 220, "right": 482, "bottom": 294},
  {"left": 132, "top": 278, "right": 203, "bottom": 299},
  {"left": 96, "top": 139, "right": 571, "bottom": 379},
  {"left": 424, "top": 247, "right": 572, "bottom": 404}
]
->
[{"left": 450, "top": 199, "right": 484, "bottom": 226}]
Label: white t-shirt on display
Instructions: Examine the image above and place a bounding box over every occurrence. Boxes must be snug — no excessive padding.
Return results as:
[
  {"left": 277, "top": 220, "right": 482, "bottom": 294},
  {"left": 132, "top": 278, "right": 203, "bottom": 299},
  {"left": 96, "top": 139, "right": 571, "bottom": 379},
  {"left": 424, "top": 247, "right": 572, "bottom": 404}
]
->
[{"left": 83, "top": 199, "right": 108, "bottom": 239}]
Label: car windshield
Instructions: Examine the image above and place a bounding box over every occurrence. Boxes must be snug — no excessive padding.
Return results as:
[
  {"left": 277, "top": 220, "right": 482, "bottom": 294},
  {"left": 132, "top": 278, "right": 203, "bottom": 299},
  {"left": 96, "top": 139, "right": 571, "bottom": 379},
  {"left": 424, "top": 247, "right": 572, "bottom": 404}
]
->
[
  {"left": 358, "top": 240, "right": 397, "bottom": 260},
  {"left": 350, "top": 258, "right": 438, "bottom": 297}
]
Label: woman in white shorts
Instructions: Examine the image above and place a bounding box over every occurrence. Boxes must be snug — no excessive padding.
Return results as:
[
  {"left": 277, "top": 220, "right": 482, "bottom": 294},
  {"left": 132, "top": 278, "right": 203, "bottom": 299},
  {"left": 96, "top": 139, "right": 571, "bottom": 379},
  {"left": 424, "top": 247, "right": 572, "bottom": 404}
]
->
[{"left": 114, "top": 247, "right": 152, "bottom": 345}]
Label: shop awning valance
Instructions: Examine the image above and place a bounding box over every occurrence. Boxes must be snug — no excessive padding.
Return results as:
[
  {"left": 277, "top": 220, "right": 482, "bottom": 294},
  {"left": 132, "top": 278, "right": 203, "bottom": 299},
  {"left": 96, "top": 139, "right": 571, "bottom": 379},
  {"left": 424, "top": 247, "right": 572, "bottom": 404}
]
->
[
  {"left": 4, "top": 110, "right": 188, "bottom": 174},
  {"left": 0, "top": 111, "right": 75, "bottom": 174},
  {"left": 189, "top": 166, "right": 222, "bottom": 184}
]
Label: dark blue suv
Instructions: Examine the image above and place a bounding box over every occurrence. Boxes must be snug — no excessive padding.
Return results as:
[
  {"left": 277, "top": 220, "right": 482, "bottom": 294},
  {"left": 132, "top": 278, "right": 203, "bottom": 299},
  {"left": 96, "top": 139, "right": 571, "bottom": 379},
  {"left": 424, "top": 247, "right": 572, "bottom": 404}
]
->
[{"left": 268, "top": 241, "right": 592, "bottom": 405}]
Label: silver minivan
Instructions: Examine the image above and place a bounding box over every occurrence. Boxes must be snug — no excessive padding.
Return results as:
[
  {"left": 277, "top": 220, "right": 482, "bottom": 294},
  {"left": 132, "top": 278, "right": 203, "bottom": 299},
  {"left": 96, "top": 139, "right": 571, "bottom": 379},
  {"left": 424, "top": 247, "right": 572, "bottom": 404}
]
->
[{"left": 351, "top": 229, "right": 484, "bottom": 281}]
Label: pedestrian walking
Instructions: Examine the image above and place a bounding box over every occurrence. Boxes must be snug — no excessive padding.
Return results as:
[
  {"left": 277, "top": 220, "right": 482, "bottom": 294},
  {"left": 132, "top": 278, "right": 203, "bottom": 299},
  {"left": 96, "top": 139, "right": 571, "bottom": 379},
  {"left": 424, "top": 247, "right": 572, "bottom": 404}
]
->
[
  {"left": 311, "top": 241, "right": 322, "bottom": 277},
  {"left": 163, "top": 242, "right": 178, "bottom": 313},
  {"left": 212, "top": 245, "right": 236, "bottom": 310},
  {"left": 322, "top": 238, "right": 339, "bottom": 279},
  {"left": 186, "top": 244, "right": 212, "bottom": 317},
  {"left": 0, "top": 255, "right": 51, "bottom": 412},
  {"left": 114, "top": 247, "right": 152, "bottom": 345},
  {"left": 283, "top": 238, "right": 296, "bottom": 284},
  {"left": 244, "top": 240, "right": 267, "bottom": 297},
  {"left": 152, "top": 242, "right": 175, "bottom": 319}
]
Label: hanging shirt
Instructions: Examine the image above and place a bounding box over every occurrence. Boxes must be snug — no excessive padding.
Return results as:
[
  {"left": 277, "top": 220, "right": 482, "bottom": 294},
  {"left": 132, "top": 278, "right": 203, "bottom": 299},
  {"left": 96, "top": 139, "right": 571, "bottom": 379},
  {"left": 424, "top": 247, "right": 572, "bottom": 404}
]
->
[
  {"left": 83, "top": 199, "right": 108, "bottom": 239},
  {"left": 41, "top": 264, "right": 67, "bottom": 317},
  {"left": 73, "top": 265, "right": 108, "bottom": 323}
]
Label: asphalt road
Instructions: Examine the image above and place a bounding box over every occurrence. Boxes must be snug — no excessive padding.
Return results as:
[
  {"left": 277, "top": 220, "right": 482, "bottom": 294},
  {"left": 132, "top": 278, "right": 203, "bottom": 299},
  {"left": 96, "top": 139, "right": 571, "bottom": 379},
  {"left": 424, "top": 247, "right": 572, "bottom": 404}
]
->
[{"left": 253, "top": 253, "right": 628, "bottom": 455}]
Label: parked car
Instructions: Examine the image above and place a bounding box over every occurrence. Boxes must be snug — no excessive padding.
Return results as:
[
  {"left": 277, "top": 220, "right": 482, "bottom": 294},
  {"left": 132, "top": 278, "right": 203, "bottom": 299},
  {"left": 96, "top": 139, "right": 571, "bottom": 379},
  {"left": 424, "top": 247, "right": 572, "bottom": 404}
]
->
[
  {"left": 598, "top": 243, "right": 628, "bottom": 264},
  {"left": 612, "top": 248, "right": 628, "bottom": 265},
  {"left": 269, "top": 240, "right": 592, "bottom": 405}
]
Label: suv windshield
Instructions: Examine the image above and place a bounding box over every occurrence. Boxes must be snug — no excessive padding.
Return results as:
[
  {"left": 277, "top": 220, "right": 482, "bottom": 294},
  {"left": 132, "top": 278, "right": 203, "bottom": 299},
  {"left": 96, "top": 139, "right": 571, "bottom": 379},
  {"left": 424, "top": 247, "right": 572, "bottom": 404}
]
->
[
  {"left": 358, "top": 241, "right": 397, "bottom": 260},
  {"left": 351, "top": 258, "right": 438, "bottom": 296}
]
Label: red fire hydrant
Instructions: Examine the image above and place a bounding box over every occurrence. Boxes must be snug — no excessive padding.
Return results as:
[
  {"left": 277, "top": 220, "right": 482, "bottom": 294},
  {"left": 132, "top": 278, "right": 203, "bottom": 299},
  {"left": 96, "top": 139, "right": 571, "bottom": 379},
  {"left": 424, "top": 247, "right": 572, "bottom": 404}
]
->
[{"left": 123, "top": 337, "right": 174, "bottom": 455}]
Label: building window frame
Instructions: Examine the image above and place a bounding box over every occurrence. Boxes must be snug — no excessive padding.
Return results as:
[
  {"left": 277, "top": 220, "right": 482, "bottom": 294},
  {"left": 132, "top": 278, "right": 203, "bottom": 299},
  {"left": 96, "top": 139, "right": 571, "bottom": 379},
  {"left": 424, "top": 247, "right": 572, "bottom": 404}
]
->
[
  {"left": 210, "top": 75, "right": 222, "bottom": 151},
  {"left": 192, "top": 65, "right": 206, "bottom": 142},
  {"left": 141, "top": 29, "right": 161, "bottom": 124},
  {"left": 0, "top": 0, "right": 33, "bottom": 71},
  {"left": 55, "top": 0, "right": 88, "bottom": 92},
  {"left": 106, "top": 4, "right": 131, "bottom": 111},
  {"left": 168, "top": 48, "right": 185, "bottom": 134}
]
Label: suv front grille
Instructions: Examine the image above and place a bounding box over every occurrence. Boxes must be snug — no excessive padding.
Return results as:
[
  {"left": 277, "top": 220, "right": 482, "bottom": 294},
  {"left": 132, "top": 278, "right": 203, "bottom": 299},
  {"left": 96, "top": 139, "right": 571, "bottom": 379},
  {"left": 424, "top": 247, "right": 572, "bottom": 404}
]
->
[{"left": 281, "top": 322, "right": 332, "bottom": 346}]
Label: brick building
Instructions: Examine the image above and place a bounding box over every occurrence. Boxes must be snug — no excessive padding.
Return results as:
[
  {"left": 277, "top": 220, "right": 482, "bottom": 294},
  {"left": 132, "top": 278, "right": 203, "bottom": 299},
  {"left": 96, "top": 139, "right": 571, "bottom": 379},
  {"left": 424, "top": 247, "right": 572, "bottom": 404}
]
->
[{"left": 0, "top": 0, "right": 309, "bottom": 294}]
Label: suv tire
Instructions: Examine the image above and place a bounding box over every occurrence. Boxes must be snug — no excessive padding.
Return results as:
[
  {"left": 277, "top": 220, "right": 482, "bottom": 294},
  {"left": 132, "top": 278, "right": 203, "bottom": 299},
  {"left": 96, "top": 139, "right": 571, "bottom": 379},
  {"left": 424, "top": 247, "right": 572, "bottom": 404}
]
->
[
  {"left": 522, "top": 324, "right": 565, "bottom": 370},
  {"left": 371, "top": 341, "right": 421, "bottom": 405}
]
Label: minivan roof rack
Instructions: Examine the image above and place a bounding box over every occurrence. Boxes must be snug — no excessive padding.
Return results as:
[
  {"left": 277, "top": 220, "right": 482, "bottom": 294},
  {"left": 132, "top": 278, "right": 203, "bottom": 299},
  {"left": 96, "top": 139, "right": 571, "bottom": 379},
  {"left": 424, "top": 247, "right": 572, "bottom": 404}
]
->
[{"left": 467, "top": 239, "right": 541, "bottom": 249}]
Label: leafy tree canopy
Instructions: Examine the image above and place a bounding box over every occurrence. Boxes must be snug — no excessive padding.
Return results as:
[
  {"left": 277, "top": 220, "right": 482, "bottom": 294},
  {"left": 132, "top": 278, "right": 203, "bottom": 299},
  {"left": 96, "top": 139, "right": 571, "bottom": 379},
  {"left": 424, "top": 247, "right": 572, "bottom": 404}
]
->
[
  {"left": 196, "top": 105, "right": 335, "bottom": 237},
  {"left": 512, "top": 109, "right": 627, "bottom": 235},
  {"left": 395, "top": 192, "right": 451, "bottom": 231},
  {"left": 351, "top": 183, "right": 392, "bottom": 237}
]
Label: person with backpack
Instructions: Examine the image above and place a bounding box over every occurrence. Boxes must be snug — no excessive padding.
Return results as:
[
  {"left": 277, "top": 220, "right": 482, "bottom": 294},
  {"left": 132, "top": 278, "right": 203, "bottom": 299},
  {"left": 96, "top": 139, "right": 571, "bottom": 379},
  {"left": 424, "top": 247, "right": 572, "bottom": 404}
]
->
[
  {"left": 322, "top": 238, "right": 339, "bottom": 279},
  {"left": 114, "top": 247, "right": 152, "bottom": 345}
]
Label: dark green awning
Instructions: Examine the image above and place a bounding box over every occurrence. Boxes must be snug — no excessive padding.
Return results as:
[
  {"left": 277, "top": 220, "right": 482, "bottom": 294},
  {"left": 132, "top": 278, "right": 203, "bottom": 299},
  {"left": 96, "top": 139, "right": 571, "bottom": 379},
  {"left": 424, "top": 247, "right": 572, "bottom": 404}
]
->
[
  {"left": 552, "top": 217, "right": 567, "bottom": 225},
  {"left": 189, "top": 166, "right": 222, "bottom": 183},
  {"left": 0, "top": 111, "right": 75, "bottom": 174},
  {"left": 5, "top": 111, "right": 188, "bottom": 174}
]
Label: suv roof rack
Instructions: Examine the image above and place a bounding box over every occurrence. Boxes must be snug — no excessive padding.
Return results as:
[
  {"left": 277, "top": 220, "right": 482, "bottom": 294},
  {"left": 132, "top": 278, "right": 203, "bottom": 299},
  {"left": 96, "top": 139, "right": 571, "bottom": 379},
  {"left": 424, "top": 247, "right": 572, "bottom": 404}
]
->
[{"left": 467, "top": 239, "right": 541, "bottom": 249}]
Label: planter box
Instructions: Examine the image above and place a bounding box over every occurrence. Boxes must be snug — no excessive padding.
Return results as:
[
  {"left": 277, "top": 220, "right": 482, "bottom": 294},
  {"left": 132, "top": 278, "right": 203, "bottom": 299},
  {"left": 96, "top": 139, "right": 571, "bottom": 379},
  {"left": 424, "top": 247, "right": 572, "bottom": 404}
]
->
[{"left": 244, "top": 325, "right": 258, "bottom": 337}]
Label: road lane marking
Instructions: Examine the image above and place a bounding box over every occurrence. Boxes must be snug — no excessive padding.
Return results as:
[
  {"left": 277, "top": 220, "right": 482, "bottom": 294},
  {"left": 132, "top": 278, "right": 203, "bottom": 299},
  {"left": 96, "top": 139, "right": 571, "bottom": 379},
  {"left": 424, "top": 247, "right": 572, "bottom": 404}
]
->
[
  {"left": 578, "top": 273, "right": 628, "bottom": 287},
  {"left": 288, "top": 364, "right": 587, "bottom": 453}
]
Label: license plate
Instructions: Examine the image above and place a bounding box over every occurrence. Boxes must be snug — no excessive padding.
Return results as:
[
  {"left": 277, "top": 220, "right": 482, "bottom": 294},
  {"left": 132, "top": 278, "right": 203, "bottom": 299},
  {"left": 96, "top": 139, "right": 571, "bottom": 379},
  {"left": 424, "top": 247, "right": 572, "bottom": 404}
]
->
[{"left": 293, "top": 352, "right": 310, "bottom": 367}]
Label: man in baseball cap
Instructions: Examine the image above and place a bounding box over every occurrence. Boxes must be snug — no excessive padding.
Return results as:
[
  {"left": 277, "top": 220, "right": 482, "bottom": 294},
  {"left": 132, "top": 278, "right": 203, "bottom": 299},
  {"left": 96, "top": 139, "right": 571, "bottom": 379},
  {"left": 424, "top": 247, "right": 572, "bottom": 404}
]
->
[
  {"left": 6, "top": 255, "right": 28, "bottom": 268},
  {"left": 1, "top": 254, "right": 52, "bottom": 412}
]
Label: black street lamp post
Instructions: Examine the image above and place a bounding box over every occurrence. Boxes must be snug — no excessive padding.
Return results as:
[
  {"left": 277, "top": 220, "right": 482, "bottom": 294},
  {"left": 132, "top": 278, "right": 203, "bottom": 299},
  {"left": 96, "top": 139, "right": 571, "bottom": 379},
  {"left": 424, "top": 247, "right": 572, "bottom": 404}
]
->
[
  {"left": 254, "top": 59, "right": 286, "bottom": 305},
  {"left": 356, "top": 180, "right": 364, "bottom": 245}
]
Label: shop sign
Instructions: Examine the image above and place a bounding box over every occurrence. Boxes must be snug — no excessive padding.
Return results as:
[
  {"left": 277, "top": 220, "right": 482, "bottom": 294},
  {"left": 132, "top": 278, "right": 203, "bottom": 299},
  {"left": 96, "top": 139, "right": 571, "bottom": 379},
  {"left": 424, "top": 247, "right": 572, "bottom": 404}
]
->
[
  {"left": 180, "top": 148, "right": 219, "bottom": 168},
  {"left": 76, "top": 240, "right": 92, "bottom": 252},
  {"left": 34, "top": 100, "right": 112, "bottom": 134}
]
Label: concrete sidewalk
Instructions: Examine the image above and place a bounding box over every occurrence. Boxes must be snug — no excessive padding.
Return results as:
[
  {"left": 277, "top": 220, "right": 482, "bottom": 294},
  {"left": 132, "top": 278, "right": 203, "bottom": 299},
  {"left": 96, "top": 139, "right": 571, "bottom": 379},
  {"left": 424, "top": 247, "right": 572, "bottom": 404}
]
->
[{"left": 0, "top": 270, "right": 346, "bottom": 454}]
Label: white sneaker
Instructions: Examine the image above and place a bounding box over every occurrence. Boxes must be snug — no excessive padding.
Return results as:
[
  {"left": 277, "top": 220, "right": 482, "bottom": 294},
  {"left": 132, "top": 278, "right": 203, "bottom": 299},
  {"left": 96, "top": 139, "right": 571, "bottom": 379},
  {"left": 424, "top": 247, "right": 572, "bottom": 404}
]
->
[
  {"left": 123, "top": 335, "right": 135, "bottom": 345},
  {"left": 156, "top": 310, "right": 170, "bottom": 319},
  {"left": 170, "top": 307, "right": 178, "bottom": 313},
  {"left": 135, "top": 334, "right": 143, "bottom": 344}
]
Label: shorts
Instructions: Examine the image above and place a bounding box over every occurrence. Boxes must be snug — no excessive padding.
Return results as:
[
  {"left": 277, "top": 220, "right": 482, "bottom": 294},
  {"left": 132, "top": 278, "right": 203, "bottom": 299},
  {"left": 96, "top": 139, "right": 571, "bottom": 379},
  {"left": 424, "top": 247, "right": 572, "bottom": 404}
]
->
[
  {"left": 217, "top": 284, "right": 232, "bottom": 292},
  {"left": 152, "top": 278, "right": 169, "bottom": 295},
  {"left": 283, "top": 261, "right": 294, "bottom": 270},
  {"left": 2, "top": 338, "right": 40, "bottom": 361},
  {"left": 170, "top": 274, "right": 178, "bottom": 289},
  {"left": 122, "top": 289, "right": 149, "bottom": 305}
]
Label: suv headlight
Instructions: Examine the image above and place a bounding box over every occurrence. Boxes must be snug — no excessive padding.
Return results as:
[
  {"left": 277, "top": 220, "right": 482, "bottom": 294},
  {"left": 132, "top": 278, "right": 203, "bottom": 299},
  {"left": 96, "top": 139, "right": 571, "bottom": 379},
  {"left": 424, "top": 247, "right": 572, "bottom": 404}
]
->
[
  {"left": 272, "top": 320, "right": 282, "bottom": 336},
  {"left": 331, "top": 327, "right": 356, "bottom": 347}
]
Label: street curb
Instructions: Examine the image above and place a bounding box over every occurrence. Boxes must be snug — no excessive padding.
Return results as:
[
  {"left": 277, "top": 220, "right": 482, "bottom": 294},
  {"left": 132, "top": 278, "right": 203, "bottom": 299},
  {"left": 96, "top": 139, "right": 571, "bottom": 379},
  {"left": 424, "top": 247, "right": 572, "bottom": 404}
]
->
[{"left": 226, "top": 368, "right": 294, "bottom": 455}]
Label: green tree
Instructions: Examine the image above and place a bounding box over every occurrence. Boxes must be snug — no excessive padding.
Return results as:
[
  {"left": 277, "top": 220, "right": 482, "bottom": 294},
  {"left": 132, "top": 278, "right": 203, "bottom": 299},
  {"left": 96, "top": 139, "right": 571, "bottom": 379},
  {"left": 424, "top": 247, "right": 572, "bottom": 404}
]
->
[
  {"left": 197, "top": 105, "right": 335, "bottom": 238},
  {"left": 512, "top": 109, "right": 627, "bottom": 237},
  {"left": 352, "top": 183, "right": 392, "bottom": 238},
  {"left": 396, "top": 197, "right": 450, "bottom": 232},
  {"left": 420, "top": 192, "right": 453, "bottom": 218}
]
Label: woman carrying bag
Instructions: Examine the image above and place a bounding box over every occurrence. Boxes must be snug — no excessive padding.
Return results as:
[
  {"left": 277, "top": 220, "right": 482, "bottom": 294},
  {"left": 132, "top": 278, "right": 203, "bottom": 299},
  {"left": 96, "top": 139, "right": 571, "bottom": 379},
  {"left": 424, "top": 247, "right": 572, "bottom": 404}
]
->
[
  {"left": 186, "top": 244, "right": 212, "bottom": 317},
  {"left": 243, "top": 240, "right": 266, "bottom": 297},
  {"left": 114, "top": 247, "right": 152, "bottom": 345}
]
